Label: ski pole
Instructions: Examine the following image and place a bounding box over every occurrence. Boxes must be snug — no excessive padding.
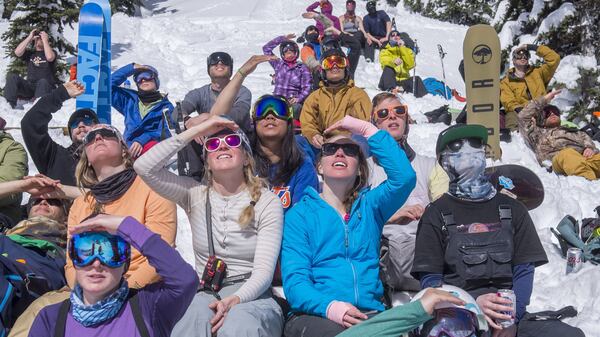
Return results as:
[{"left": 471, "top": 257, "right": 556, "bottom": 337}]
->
[
  {"left": 438, "top": 44, "right": 449, "bottom": 100},
  {"left": 413, "top": 39, "right": 418, "bottom": 97}
]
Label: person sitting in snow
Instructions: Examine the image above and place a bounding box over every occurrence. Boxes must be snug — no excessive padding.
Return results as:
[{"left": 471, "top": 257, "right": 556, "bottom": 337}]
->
[
  {"left": 0, "top": 117, "right": 28, "bottom": 226},
  {"left": 262, "top": 34, "right": 312, "bottom": 119},
  {"left": 378, "top": 30, "right": 426, "bottom": 97},
  {"left": 304, "top": 0, "right": 341, "bottom": 39},
  {"left": 3, "top": 29, "right": 56, "bottom": 109},
  {"left": 362, "top": 0, "right": 391, "bottom": 63},
  {"left": 300, "top": 48, "right": 371, "bottom": 151},
  {"left": 518, "top": 90, "right": 600, "bottom": 180},
  {"left": 412, "top": 124, "right": 548, "bottom": 337},
  {"left": 299, "top": 25, "right": 323, "bottom": 89},
  {"left": 111, "top": 63, "right": 174, "bottom": 158},
  {"left": 500, "top": 44, "right": 560, "bottom": 131}
]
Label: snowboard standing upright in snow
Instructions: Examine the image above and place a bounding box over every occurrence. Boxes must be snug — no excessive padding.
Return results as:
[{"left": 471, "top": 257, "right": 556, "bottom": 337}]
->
[
  {"left": 463, "top": 24, "right": 501, "bottom": 160},
  {"left": 76, "top": 0, "right": 111, "bottom": 124}
]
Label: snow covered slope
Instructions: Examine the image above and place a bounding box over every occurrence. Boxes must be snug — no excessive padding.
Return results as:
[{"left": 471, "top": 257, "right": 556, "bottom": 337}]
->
[{"left": 0, "top": 0, "right": 598, "bottom": 334}]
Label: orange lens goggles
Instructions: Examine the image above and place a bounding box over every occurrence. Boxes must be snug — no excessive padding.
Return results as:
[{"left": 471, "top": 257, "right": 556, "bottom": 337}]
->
[{"left": 321, "top": 55, "right": 348, "bottom": 70}]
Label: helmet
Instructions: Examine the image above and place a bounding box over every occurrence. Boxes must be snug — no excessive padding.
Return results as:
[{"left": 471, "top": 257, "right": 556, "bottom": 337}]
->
[
  {"left": 319, "top": 48, "right": 350, "bottom": 85},
  {"left": 410, "top": 285, "right": 489, "bottom": 337},
  {"left": 207, "top": 52, "right": 233, "bottom": 75},
  {"left": 279, "top": 40, "right": 299, "bottom": 60},
  {"left": 321, "top": 35, "right": 341, "bottom": 54}
]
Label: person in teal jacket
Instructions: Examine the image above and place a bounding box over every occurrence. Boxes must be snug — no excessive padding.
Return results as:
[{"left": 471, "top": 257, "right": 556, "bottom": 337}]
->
[
  {"left": 111, "top": 63, "right": 174, "bottom": 158},
  {"left": 281, "top": 116, "right": 417, "bottom": 337}
]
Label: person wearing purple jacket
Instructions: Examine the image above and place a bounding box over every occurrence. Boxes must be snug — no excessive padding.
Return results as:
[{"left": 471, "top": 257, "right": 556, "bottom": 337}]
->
[
  {"left": 263, "top": 35, "right": 312, "bottom": 119},
  {"left": 305, "top": 0, "right": 341, "bottom": 37},
  {"left": 28, "top": 214, "right": 198, "bottom": 337}
]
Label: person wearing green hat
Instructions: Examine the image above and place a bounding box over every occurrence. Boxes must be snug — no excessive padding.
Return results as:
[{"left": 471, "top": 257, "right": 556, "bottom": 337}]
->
[{"left": 411, "top": 124, "right": 548, "bottom": 337}]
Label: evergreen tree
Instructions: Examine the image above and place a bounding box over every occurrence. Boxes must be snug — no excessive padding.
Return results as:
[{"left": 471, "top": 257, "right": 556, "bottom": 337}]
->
[{"left": 1, "top": 0, "right": 140, "bottom": 82}]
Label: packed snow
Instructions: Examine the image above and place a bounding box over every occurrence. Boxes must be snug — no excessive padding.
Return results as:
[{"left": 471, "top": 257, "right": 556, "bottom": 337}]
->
[{"left": 0, "top": 0, "right": 598, "bottom": 335}]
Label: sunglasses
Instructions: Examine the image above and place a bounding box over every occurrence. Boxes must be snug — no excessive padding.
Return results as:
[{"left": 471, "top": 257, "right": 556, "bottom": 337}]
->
[
  {"left": 375, "top": 105, "right": 408, "bottom": 120},
  {"left": 253, "top": 96, "right": 293, "bottom": 121},
  {"left": 208, "top": 52, "right": 233, "bottom": 67},
  {"left": 322, "top": 142, "right": 360, "bottom": 157},
  {"left": 513, "top": 50, "right": 529, "bottom": 60},
  {"left": 446, "top": 138, "right": 484, "bottom": 153},
  {"left": 321, "top": 55, "right": 348, "bottom": 70},
  {"left": 32, "top": 198, "right": 63, "bottom": 207},
  {"left": 204, "top": 134, "right": 242, "bottom": 152},
  {"left": 70, "top": 231, "right": 130, "bottom": 268},
  {"left": 69, "top": 116, "right": 96, "bottom": 131},
  {"left": 83, "top": 127, "right": 120, "bottom": 146},
  {"left": 543, "top": 106, "right": 560, "bottom": 119},
  {"left": 390, "top": 32, "right": 400, "bottom": 38}
]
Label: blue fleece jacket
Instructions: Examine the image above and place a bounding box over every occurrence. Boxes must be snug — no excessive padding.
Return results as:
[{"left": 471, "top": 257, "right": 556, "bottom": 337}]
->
[
  {"left": 281, "top": 130, "right": 416, "bottom": 317},
  {"left": 111, "top": 63, "right": 174, "bottom": 147},
  {"left": 268, "top": 154, "right": 319, "bottom": 212}
]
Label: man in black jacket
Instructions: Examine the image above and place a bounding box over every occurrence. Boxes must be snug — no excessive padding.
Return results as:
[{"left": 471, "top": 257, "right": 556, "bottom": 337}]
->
[{"left": 20, "top": 81, "right": 98, "bottom": 186}]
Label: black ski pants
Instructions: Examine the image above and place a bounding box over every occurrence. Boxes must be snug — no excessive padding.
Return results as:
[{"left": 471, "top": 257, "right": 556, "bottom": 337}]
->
[
  {"left": 378, "top": 66, "right": 427, "bottom": 98},
  {"left": 284, "top": 313, "right": 345, "bottom": 337},
  {"left": 3, "top": 73, "right": 54, "bottom": 108},
  {"left": 339, "top": 32, "right": 364, "bottom": 79},
  {"left": 364, "top": 35, "right": 385, "bottom": 62}
]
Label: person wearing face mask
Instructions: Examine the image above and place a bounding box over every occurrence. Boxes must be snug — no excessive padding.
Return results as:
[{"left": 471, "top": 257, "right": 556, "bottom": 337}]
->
[
  {"left": 518, "top": 90, "right": 600, "bottom": 180},
  {"left": 362, "top": 0, "right": 392, "bottom": 62},
  {"left": 21, "top": 81, "right": 99, "bottom": 187},
  {"left": 305, "top": 0, "right": 341, "bottom": 38},
  {"left": 111, "top": 63, "right": 175, "bottom": 158},
  {"left": 379, "top": 30, "right": 427, "bottom": 97},
  {"left": 500, "top": 44, "right": 560, "bottom": 131},
  {"left": 412, "top": 124, "right": 548, "bottom": 337},
  {"left": 263, "top": 34, "right": 312, "bottom": 120},
  {"left": 300, "top": 25, "right": 324, "bottom": 89}
]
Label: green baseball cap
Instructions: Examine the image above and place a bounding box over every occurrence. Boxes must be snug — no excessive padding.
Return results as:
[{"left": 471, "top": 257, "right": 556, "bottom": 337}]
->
[{"left": 436, "top": 124, "right": 488, "bottom": 155}]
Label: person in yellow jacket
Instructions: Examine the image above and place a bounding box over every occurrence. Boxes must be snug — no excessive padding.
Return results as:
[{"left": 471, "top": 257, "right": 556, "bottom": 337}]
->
[
  {"left": 500, "top": 44, "right": 560, "bottom": 130},
  {"left": 378, "top": 30, "right": 426, "bottom": 97},
  {"left": 300, "top": 48, "right": 372, "bottom": 149}
]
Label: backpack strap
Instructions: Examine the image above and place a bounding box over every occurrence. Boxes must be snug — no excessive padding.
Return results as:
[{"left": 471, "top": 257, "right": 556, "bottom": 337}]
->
[
  {"left": 53, "top": 299, "right": 71, "bottom": 337},
  {"left": 128, "top": 289, "right": 151, "bottom": 337},
  {"left": 498, "top": 204, "right": 513, "bottom": 233}
]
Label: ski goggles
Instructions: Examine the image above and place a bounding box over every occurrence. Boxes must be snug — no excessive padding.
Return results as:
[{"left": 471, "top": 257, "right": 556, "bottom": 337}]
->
[
  {"left": 69, "top": 231, "right": 131, "bottom": 268},
  {"left": 374, "top": 105, "right": 408, "bottom": 120},
  {"left": 134, "top": 71, "right": 156, "bottom": 84},
  {"left": 208, "top": 52, "right": 233, "bottom": 67},
  {"left": 512, "top": 50, "right": 530, "bottom": 60},
  {"left": 69, "top": 116, "right": 96, "bottom": 131},
  {"left": 83, "top": 125, "right": 122, "bottom": 146},
  {"left": 418, "top": 308, "right": 478, "bottom": 337},
  {"left": 542, "top": 105, "right": 560, "bottom": 119},
  {"left": 253, "top": 95, "right": 293, "bottom": 121},
  {"left": 204, "top": 134, "right": 242, "bottom": 152},
  {"left": 322, "top": 142, "right": 360, "bottom": 157},
  {"left": 321, "top": 55, "right": 348, "bottom": 70},
  {"left": 446, "top": 138, "right": 484, "bottom": 153},
  {"left": 281, "top": 43, "right": 297, "bottom": 55}
]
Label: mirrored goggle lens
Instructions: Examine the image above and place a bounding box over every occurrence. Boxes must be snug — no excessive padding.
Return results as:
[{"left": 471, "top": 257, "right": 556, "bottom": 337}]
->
[
  {"left": 208, "top": 54, "right": 233, "bottom": 67},
  {"left": 543, "top": 107, "right": 560, "bottom": 119},
  {"left": 423, "top": 308, "right": 478, "bottom": 337},
  {"left": 254, "top": 97, "right": 291, "bottom": 120},
  {"left": 322, "top": 55, "right": 347, "bottom": 70},
  {"left": 71, "top": 232, "right": 129, "bottom": 268},
  {"left": 204, "top": 134, "right": 242, "bottom": 152},
  {"left": 134, "top": 72, "right": 155, "bottom": 84},
  {"left": 70, "top": 116, "right": 96, "bottom": 130},
  {"left": 83, "top": 128, "right": 119, "bottom": 146},
  {"left": 446, "top": 138, "right": 484, "bottom": 153},
  {"left": 376, "top": 105, "right": 407, "bottom": 119},
  {"left": 322, "top": 143, "right": 360, "bottom": 157}
]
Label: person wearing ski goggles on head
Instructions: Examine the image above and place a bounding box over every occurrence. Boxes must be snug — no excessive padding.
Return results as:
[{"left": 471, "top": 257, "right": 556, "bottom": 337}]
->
[
  {"left": 111, "top": 62, "right": 175, "bottom": 158},
  {"left": 28, "top": 213, "right": 198, "bottom": 337},
  {"left": 21, "top": 80, "right": 99, "bottom": 187},
  {"left": 518, "top": 89, "right": 600, "bottom": 180},
  {"left": 262, "top": 34, "right": 312, "bottom": 120},
  {"left": 300, "top": 48, "right": 371, "bottom": 158},
  {"left": 500, "top": 43, "right": 560, "bottom": 131},
  {"left": 379, "top": 29, "right": 427, "bottom": 97},
  {"left": 367, "top": 92, "right": 439, "bottom": 293},
  {"left": 282, "top": 116, "right": 416, "bottom": 337},
  {"left": 135, "top": 64, "right": 285, "bottom": 335},
  {"left": 412, "top": 124, "right": 548, "bottom": 337}
]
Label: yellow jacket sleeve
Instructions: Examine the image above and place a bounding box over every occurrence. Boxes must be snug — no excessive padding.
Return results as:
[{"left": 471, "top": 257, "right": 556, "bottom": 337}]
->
[
  {"left": 428, "top": 163, "right": 449, "bottom": 201},
  {"left": 536, "top": 45, "right": 560, "bottom": 85},
  {"left": 379, "top": 45, "right": 397, "bottom": 70},
  {"left": 500, "top": 76, "right": 522, "bottom": 113}
]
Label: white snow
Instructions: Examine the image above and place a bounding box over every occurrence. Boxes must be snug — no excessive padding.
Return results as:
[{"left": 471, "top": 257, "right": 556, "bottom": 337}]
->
[
  {"left": 0, "top": 0, "right": 599, "bottom": 334},
  {"left": 537, "top": 2, "right": 576, "bottom": 36}
]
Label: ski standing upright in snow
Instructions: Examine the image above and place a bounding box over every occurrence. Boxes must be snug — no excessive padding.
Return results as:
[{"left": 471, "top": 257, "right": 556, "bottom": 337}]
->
[
  {"left": 76, "top": 0, "right": 112, "bottom": 124},
  {"left": 463, "top": 24, "right": 501, "bottom": 160}
]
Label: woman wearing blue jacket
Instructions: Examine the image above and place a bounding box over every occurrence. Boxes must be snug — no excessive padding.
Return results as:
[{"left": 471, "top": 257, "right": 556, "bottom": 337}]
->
[
  {"left": 111, "top": 63, "right": 174, "bottom": 158},
  {"left": 281, "top": 116, "right": 416, "bottom": 337}
]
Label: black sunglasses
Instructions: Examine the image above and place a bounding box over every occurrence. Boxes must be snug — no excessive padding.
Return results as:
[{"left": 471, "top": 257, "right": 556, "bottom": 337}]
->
[
  {"left": 446, "top": 138, "right": 484, "bottom": 153},
  {"left": 322, "top": 143, "right": 360, "bottom": 157},
  {"left": 32, "top": 198, "right": 63, "bottom": 207},
  {"left": 83, "top": 128, "right": 120, "bottom": 146}
]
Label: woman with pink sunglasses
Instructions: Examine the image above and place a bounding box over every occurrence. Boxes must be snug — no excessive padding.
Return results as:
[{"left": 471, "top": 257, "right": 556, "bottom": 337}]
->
[{"left": 134, "top": 111, "right": 284, "bottom": 337}]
